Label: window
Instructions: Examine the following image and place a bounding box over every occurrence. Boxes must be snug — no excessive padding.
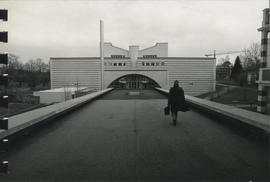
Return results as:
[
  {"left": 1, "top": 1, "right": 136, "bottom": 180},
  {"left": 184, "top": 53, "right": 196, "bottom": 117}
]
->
[
  {"left": 123, "top": 63, "right": 126, "bottom": 66},
  {"left": 146, "top": 62, "right": 150, "bottom": 66},
  {"left": 111, "top": 55, "right": 125, "bottom": 59},
  {"left": 142, "top": 62, "right": 145, "bottom": 66},
  {"left": 151, "top": 62, "right": 155, "bottom": 66},
  {"left": 143, "top": 55, "right": 157, "bottom": 59},
  {"left": 156, "top": 62, "right": 160, "bottom": 66},
  {"left": 113, "top": 63, "right": 117, "bottom": 66},
  {"left": 118, "top": 63, "right": 122, "bottom": 66},
  {"left": 161, "top": 62, "right": 165, "bottom": 66}
]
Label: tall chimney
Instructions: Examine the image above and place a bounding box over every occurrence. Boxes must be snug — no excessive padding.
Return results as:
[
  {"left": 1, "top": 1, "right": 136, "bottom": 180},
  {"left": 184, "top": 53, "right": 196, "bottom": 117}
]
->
[{"left": 100, "top": 20, "right": 104, "bottom": 90}]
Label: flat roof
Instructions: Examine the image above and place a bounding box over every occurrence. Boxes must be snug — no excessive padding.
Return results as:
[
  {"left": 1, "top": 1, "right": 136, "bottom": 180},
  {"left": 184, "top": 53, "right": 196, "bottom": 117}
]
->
[
  {"left": 36, "top": 87, "right": 87, "bottom": 93},
  {"left": 50, "top": 57, "right": 215, "bottom": 60}
]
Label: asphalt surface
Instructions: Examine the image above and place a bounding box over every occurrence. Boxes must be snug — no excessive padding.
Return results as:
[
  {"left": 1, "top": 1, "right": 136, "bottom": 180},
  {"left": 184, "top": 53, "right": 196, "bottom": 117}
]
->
[{"left": 0, "top": 90, "right": 269, "bottom": 181}]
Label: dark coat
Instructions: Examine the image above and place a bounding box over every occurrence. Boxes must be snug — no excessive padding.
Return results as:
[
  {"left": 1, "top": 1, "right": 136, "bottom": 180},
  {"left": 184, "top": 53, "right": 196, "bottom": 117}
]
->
[{"left": 168, "top": 86, "right": 186, "bottom": 113}]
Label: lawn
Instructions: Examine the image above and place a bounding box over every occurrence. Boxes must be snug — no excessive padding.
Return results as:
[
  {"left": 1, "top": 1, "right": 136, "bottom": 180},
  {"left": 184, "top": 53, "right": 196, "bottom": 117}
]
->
[{"left": 212, "top": 87, "right": 257, "bottom": 105}]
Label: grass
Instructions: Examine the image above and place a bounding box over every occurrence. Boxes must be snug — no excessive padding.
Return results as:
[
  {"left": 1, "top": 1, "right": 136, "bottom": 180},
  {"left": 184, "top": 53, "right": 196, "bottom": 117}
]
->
[
  {"left": 196, "top": 84, "right": 259, "bottom": 113},
  {"left": 212, "top": 87, "right": 257, "bottom": 105}
]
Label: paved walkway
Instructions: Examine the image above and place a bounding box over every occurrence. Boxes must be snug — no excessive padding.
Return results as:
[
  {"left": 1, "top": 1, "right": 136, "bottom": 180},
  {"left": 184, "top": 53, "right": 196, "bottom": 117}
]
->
[{"left": 0, "top": 90, "right": 268, "bottom": 181}]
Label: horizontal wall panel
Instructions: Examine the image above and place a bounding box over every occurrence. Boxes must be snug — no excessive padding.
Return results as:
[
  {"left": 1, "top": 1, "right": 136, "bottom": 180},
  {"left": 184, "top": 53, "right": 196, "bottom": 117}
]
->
[{"left": 50, "top": 58, "right": 101, "bottom": 89}]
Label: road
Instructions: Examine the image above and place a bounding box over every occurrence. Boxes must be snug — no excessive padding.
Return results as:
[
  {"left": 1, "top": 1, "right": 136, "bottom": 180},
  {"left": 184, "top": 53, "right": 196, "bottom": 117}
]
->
[{"left": 0, "top": 90, "right": 269, "bottom": 181}]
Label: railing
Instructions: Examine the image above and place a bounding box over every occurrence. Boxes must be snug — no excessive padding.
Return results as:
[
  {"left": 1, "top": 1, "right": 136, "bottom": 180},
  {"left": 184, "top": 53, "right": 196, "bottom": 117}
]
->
[{"left": 155, "top": 87, "right": 270, "bottom": 133}]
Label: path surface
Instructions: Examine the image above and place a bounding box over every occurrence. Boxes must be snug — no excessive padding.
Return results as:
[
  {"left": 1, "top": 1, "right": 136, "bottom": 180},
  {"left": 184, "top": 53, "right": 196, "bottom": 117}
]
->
[{"left": 0, "top": 90, "right": 268, "bottom": 181}]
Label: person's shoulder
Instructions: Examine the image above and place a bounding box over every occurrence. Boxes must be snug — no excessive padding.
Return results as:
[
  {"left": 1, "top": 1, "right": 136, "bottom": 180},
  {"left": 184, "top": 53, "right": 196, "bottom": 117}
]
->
[{"left": 178, "top": 87, "right": 184, "bottom": 92}]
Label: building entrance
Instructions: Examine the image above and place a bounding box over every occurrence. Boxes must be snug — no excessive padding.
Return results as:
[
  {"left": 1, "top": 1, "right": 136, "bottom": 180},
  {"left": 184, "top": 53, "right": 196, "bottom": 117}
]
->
[{"left": 108, "top": 74, "right": 160, "bottom": 89}]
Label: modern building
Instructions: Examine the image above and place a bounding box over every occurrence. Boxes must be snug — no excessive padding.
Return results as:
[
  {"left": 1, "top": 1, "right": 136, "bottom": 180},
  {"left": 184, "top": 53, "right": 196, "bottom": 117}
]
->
[
  {"left": 257, "top": 8, "right": 270, "bottom": 114},
  {"left": 33, "top": 87, "right": 92, "bottom": 104},
  {"left": 50, "top": 42, "right": 216, "bottom": 96}
]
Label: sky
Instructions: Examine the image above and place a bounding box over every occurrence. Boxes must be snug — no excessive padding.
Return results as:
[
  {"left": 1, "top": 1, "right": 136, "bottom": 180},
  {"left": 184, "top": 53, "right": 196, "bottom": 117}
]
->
[{"left": 0, "top": 0, "right": 269, "bottom": 64}]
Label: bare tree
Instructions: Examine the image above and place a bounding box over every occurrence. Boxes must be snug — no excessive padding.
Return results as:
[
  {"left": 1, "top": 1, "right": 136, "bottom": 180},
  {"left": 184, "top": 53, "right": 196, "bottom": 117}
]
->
[
  {"left": 8, "top": 54, "right": 23, "bottom": 70},
  {"left": 241, "top": 42, "right": 261, "bottom": 71},
  {"left": 24, "top": 58, "right": 49, "bottom": 72},
  {"left": 217, "top": 55, "right": 230, "bottom": 66}
]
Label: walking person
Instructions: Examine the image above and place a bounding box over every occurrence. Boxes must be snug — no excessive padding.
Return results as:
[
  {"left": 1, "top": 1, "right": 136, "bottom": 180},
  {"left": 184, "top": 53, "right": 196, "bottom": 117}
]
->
[{"left": 168, "top": 80, "right": 186, "bottom": 125}]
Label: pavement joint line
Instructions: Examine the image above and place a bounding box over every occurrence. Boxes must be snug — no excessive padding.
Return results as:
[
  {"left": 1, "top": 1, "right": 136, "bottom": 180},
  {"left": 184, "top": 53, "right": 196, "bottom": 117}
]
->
[
  {"left": 0, "top": 88, "right": 113, "bottom": 140},
  {"left": 156, "top": 87, "right": 270, "bottom": 133}
]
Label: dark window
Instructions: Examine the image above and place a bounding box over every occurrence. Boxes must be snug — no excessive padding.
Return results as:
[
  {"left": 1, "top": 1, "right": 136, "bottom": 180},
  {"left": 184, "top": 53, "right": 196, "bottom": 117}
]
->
[
  {"left": 118, "top": 63, "right": 122, "bottom": 66},
  {"left": 111, "top": 55, "right": 125, "bottom": 59},
  {"left": 142, "top": 62, "right": 145, "bottom": 66},
  {"left": 151, "top": 62, "right": 155, "bottom": 66},
  {"left": 146, "top": 62, "right": 150, "bottom": 66},
  {"left": 143, "top": 55, "right": 157, "bottom": 59},
  {"left": 113, "top": 63, "right": 117, "bottom": 66}
]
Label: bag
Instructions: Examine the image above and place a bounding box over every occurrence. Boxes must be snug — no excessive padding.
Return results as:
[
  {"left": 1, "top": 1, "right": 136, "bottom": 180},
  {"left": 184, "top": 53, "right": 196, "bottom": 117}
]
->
[
  {"left": 179, "top": 102, "right": 190, "bottom": 112},
  {"left": 164, "top": 106, "right": 170, "bottom": 115}
]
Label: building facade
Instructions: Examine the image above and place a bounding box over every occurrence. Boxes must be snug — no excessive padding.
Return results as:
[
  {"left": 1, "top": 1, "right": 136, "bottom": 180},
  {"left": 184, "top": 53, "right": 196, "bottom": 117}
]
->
[
  {"left": 50, "top": 42, "right": 216, "bottom": 96},
  {"left": 257, "top": 8, "right": 270, "bottom": 114}
]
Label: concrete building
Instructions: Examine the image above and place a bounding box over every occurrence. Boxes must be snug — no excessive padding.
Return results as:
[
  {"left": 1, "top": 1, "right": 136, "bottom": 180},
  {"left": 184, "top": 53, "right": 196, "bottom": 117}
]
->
[
  {"left": 50, "top": 42, "right": 216, "bottom": 96},
  {"left": 257, "top": 8, "right": 270, "bottom": 114},
  {"left": 33, "top": 87, "right": 89, "bottom": 104}
]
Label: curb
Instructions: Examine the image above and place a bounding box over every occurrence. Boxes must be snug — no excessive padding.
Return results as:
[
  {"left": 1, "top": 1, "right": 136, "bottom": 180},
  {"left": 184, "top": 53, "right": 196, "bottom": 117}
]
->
[
  {"left": 155, "top": 87, "right": 270, "bottom": 135},
  {"left": 0, "top": 88, "right": 113, "bottom": 141}
]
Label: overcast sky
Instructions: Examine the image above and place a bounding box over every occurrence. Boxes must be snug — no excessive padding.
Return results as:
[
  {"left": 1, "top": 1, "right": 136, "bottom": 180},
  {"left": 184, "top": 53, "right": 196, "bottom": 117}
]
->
[{"left": 0, "top": 0, "right": 268, "bottom": 63}]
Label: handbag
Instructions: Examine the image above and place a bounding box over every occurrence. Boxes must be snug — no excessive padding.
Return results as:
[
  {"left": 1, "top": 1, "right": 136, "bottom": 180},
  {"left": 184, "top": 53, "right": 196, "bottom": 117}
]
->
[{"left": 164, "top": 106, "right": 170, "bottom": 115}]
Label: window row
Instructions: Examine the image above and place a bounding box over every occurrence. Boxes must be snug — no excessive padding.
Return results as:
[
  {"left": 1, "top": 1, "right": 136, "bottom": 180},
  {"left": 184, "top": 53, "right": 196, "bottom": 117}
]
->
[
  {"left": 104, "top": 62, "right": 126, "bottom": 66},
  {"left": 142, "top": 55, "right": 157, "bottom": 59},
  {"left": 141, "top": 62, "right": 165, "bottom": 66},
  {"left": 111, "top": 55, "right": 126, "bottom": 59}
]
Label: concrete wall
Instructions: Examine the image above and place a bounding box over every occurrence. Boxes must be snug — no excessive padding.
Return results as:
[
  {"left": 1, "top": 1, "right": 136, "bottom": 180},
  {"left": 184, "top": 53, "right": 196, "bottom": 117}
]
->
[
  {"left": 50, "top": 58, "right": 101, "bottom": 89},
  {"left": 164, "top": 58, "right": 216, "bottom": 96},
  {"left": 104, "top": 42, "right": 168, "bottom": 58},
  {"left": 104, "top": 42, "right": 129, "bottom": 57},
  {"left": 134, "top": 58, "right": 215, "bottom": 96},
  {"left": 139, "top": 43, "right": 168, "bottom": 57}
]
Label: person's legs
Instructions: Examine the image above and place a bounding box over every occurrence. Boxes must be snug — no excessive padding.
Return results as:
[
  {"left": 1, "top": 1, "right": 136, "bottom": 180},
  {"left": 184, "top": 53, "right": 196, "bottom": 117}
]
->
[{"left": 172, "top": 112, "right": 177, "bottom": 125}]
